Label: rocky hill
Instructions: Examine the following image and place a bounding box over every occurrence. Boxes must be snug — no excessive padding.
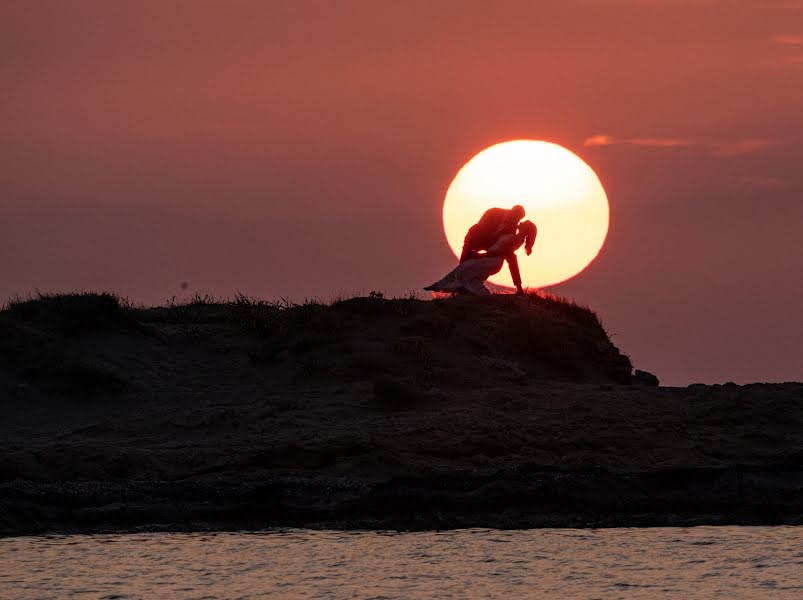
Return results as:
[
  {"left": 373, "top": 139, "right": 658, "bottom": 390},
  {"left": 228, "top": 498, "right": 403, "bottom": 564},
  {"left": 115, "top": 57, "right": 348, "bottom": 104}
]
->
[{"left": 0, "top": 292, "right": 800, "bottom": 535}]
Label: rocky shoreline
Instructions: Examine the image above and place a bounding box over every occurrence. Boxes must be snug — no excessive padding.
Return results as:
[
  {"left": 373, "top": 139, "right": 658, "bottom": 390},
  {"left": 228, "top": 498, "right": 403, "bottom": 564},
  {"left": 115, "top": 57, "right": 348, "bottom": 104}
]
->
[
  {"left": 3, "top": 462, "right": 802, "bottom": 536},
  {"left": 1, "top": 293, "right": 801, "bottom": 536}
]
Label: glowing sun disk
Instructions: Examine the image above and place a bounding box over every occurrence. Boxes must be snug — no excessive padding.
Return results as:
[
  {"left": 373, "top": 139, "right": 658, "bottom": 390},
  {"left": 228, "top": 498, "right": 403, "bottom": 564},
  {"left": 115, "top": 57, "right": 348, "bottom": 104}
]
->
[{"left": 442, "top": 140, "right": 609, "bottom": 289}]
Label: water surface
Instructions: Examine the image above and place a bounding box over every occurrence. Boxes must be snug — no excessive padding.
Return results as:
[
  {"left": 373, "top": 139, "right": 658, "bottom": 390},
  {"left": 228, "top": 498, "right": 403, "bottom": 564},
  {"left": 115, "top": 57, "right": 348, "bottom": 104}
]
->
[{"left": 1, "top": 527, "right": 801, "bottom": 598}]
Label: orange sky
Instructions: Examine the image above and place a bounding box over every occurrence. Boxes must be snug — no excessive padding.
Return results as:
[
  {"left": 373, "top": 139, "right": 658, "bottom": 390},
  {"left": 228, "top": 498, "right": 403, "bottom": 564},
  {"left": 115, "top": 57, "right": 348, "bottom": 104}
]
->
[{"left": 2, "top": 0, "right": 802, "bottom": 385}]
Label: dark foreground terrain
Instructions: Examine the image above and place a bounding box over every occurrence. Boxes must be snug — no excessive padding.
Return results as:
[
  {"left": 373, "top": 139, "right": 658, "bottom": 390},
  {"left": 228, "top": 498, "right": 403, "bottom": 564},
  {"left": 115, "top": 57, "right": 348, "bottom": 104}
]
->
[{"left": 0, "top": 292, "right": 801, "bottom": 536}]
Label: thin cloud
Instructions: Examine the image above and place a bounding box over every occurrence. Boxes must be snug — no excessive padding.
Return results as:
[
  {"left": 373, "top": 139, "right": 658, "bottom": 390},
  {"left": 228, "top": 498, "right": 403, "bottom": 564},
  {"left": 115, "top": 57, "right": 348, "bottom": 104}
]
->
[
  {"left": 631, "top": 138, "right": 691, "bottom": 148},
  {"left": 773, "top": 34, "right": 803, "bottom": 45},
  {"left": 711, "top": 139, "right": 777, "bottom": 157},
  {"left": 583, "top": 134, "right": 618, "bottom": 147},
  {"left": 583, "top": 135, "right": 692, "bottom": 148},
  {"left": 584, "top": 134, "right": 780, "bottom": 157},
  {"left": 773, "top": 34, "right": 803, "bottom": 68}
]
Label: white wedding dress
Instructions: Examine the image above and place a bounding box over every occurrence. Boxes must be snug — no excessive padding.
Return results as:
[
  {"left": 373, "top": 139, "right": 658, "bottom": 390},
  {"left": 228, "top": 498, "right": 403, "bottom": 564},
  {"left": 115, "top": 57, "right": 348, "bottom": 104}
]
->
[{"left": 426, "top": 234, "right": 516, "bottom": 296}]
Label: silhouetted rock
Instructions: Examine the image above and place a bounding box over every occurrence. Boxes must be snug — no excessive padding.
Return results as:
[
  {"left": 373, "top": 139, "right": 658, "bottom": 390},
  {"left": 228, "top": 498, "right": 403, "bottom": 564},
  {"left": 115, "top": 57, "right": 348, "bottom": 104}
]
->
[{"left": 633, "top": 369, "right": 660, "bottom": 386}]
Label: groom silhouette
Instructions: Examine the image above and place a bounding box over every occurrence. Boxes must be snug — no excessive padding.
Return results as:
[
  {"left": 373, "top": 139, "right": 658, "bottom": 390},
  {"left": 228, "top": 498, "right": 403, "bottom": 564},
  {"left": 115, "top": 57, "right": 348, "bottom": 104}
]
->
[{"left": 460, "top": 205, "right": 528, "bottom": 294}]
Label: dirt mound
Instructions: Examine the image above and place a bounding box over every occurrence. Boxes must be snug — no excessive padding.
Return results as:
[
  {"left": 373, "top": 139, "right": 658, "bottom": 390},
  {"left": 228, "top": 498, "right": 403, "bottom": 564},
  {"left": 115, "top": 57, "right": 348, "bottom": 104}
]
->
[
  {"left": 0, "top": 292, "right": 631, "bottom": 399},
  {"left": 227, "top": 292, "right": 633, "bottom": 387}
]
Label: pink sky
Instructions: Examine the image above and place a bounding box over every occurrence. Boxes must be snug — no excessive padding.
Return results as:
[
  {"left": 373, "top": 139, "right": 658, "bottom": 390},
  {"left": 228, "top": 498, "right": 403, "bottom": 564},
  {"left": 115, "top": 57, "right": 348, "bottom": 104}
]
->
[{"left": 2, "top": 0, "right": 802, "bottom": 385}]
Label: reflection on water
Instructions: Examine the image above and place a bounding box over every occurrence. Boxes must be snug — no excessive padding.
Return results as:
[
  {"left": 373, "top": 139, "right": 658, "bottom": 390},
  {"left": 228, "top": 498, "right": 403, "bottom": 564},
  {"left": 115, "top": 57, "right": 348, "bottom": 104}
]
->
[{"left": 1, "top": 527, "right": 801, "bottom": 599}]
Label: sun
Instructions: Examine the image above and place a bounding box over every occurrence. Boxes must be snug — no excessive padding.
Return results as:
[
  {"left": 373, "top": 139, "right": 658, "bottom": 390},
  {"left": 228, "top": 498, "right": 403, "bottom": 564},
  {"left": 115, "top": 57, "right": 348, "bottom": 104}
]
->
[{"left": 442, "top": 140, "right": 609, "bottom": 289}]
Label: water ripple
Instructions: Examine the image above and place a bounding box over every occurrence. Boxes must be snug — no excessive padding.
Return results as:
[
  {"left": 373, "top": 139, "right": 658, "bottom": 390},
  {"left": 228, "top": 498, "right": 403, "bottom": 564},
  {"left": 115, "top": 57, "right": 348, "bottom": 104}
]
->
[{"left": 0, "top": 526, "right": 801, "bottom": 599}]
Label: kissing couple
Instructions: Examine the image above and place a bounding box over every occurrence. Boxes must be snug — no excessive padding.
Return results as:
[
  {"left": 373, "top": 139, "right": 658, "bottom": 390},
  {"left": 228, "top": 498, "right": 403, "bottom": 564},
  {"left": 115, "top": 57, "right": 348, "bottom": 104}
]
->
[{"left": 425, "top": 205, "right": 537, "bottom": 296}]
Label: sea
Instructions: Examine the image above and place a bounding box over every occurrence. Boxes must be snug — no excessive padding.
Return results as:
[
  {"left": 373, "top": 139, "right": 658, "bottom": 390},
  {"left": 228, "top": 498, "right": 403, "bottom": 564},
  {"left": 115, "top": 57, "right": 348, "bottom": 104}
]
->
[{"left": 1, "top": 527, "right": 801, "bottom": 599}]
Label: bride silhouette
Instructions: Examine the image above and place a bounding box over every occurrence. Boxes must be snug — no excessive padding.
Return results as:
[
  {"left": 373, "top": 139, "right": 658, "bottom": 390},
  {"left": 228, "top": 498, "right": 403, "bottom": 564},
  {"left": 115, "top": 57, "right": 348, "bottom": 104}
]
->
[{"left": 425, "top": 220, "right": 537, "bottom": 296}]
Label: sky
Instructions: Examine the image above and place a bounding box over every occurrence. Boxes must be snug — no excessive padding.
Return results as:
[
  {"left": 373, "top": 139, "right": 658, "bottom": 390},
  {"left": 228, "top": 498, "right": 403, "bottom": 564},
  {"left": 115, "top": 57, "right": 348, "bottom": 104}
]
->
[{"left": 2, "top": 0, "right": 802, "bottom": 386}]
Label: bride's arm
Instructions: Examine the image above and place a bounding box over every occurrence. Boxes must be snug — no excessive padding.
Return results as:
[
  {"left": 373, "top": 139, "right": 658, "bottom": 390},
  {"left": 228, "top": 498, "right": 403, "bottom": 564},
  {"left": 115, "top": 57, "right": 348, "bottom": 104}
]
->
[{"left": 506, "top": 254, "right": 524, "bottom": 294}]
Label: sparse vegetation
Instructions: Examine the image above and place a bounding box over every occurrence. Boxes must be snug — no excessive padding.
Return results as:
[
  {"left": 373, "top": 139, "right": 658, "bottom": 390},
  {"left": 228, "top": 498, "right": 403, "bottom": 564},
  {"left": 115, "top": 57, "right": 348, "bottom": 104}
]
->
[
  {"left": 389, "top": 336, "right": 430, "bottom": 361},
  {"left": 6, "top": 291, "right": 131, "bottom": 335}
]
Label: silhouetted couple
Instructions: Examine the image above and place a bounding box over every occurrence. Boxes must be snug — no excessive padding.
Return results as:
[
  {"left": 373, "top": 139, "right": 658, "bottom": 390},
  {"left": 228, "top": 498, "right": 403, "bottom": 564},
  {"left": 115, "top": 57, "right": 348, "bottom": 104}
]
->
[{"left": 425, "top": 205, "right": 536, "bottom": 296}]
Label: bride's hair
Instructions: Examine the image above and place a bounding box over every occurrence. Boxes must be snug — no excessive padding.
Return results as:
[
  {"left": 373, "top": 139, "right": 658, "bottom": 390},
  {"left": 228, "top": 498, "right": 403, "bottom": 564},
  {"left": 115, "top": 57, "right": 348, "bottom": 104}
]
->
[{"left": 517, "top": 220, "right": 537, "bottom": 253}]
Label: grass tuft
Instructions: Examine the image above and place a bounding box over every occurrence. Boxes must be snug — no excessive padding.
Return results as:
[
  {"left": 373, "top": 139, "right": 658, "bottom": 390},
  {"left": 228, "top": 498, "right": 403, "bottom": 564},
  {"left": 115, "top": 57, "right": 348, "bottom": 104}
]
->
[{"left": 7, "top": 291, "right": 130, "bottom": 335}]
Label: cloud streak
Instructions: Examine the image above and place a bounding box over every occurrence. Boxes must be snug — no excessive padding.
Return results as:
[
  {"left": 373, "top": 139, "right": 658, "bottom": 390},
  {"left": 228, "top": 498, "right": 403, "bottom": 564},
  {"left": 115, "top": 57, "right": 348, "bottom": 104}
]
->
[
  {"left": 583, "top": 134, "right": 780, "bottom": 157},
  {"left": 583, "top": 135, "right": 692, "bottom": 148},
  {"left": 773, "top": 34, "right": 803, "bottom": 46},
  {"left": 773, "top": 34, "right": 803, "bottom": 67},
  {"left": 711, "top": 139, "right": 777, "bottom": 157}
]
